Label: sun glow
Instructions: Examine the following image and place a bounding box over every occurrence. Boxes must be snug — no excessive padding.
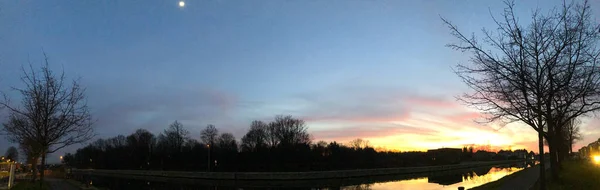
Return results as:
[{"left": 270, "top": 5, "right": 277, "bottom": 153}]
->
[{"left": 178, "top": 1, "right": 185, "bottom": 7}]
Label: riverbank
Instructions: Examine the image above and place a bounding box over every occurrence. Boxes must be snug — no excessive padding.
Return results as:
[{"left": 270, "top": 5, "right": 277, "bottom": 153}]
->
[{"left": 72, "top": 160, "right": 528, "bottom": 181}]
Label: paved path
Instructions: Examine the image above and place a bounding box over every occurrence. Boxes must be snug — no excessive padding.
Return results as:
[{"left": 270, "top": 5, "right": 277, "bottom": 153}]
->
[
  {"left": 498, "top": 165, "right": 540, "bottom": 190},
  {"left": 45, "top": 178, "right": 79, "bottom": 190}
]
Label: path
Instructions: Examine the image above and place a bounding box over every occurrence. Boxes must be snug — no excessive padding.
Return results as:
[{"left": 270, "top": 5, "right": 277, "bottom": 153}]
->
[
  {"left": 45, "top": 178, "right": 79, "bottom": 190},
  {"left": 497, "top": 162, "right": 551, "bottom": 190},
  {"left": 497, "top": 165, "right": 540, "bottom": 190}
]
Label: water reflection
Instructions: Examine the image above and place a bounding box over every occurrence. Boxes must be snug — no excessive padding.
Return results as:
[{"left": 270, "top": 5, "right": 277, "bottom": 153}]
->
[{"left": 80, "top": 161, "right": 534, "bottom": 190}]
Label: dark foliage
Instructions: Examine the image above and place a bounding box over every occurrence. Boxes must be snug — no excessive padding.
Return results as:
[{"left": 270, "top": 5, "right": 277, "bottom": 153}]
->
[{"left": 65, "top": 115, "right": 526, "bottom": 172}]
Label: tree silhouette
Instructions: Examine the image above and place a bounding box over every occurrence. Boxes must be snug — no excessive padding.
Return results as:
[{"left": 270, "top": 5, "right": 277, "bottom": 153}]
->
[
  {"left": 4, "top": 146, "right": 18, "bottom": 162},
  {"left": 0, "top": 57, "right": 94, "bottom": 183},
  {"left": 349, "top": 138, "right": 370, "bottom": 150},
  {"left": 241, "top": 120, "right": 267, "bottom": 152},
  {"left": 162, "top": 121, "right": 188, "bottom": 152},
  {"left": 65, "top": 115, "right": 531, "bottom": 172},
  {"left": 200, "top": 124, "right": 219, "bottom": 146},
  {"left": 564, "top": 119, "right": 582, "bottom": 155},
  {"left": 126, "top": 129, "right": 156, "bottom": 169},
  {"left": 443, "top": 0, "right": 600, "bottom": 184},
  {"left": 270, "top": 115, "right": 311, "bottom": 147}
]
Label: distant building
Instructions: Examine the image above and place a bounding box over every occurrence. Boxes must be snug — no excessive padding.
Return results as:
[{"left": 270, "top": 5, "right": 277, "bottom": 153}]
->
[
  {"left": 497, "top": 150, "right": 513, "bottom": 159},
  {"left": 528, "top": 151, "right": 536, "bottom": 160},
  {"left": 427, "top": 148, "right": 462, "bottom": 165},
  {"left": 474, "top": 150, "right": 496, "bottom": 161},
  {"left": 514, "top": 149, "right": 528, "bottom": 159}
]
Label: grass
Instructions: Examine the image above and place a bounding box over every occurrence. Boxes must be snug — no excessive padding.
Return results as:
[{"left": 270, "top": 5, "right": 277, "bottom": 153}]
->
[
  {"left": 65, "top": 179, "right": 103, "bottom": 190},
  {"left": 531, "top": 160, "right": 600, "bottom": 190},
  {"left": 468, "top": 166, "right": 532, "bottom": 190},
  {"left": 9, "top": 181, "right": 51, "bottom": 190}
]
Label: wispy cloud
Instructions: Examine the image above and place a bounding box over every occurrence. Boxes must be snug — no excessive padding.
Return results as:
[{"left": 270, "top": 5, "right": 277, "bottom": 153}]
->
[{"left": 285, "top": 83, "right": 543, "bottom": 151}]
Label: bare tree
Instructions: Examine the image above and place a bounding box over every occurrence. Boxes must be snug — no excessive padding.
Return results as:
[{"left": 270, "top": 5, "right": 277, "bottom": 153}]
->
[
  {"left": 0, "top": 58, "right": 94, "bottom": 182},
  {"left": 19, "top": 140, "right": 43, "bottom": 182},
  {"left": 444, "top": 0, "right": 600, "bottom": 183},
  {"left": 200, "top": 124, "right": 219, "bottom": 146},
  {"left": 217, "top": 133, "right": 238, "bottom": 152},
  {"left": 162, "top": 121, "right": 189, "bottom": 152},
  {"left": 565, "top": 118, "right": 582, "bottom": 154},
  {"left": 266, "top": 122, "right": 279, "bottom": 148},
  {"left": 348, "top": 138, "right": 370, "bottom": 150},
  {"left": 270, "top": 115, "right": 311, "bottom": 147},
  {"left": 241, "top": 120, "right": 267, "bottom": 152},
  {"left": 4, "top": 146, "right": 18, "bottom": 161}
]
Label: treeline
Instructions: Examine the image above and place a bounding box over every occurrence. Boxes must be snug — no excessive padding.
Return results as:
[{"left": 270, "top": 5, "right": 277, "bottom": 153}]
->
[{"left": 64, "top": 115, "right": 436, "bottom": 172}]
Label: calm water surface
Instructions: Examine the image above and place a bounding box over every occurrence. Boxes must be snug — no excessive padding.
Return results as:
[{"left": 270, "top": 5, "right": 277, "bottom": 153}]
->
[{"left": 84, "top": 162, "right": 534, "bottom": 190}]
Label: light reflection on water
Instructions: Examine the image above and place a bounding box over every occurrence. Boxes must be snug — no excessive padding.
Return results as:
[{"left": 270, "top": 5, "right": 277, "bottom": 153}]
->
[
  {"left": 83, "top": 162, "right": 534, "bottom": 190},
  {"left": 365, "top": 167, "right": 523, "bottom": 190}
]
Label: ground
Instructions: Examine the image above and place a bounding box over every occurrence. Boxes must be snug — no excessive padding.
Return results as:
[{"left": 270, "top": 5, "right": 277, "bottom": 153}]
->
[
  {"left": 8, "top": 181, "right": 50, "bottom": 190},
  {"left": 45, "top": 178, "right": 79, "bottom": 190},
  {"left": 533, "top": 160, "right": 600, "bottom": 190}
]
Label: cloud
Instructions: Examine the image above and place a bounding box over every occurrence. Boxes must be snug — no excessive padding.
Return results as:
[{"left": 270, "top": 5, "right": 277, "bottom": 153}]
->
[
  {"left": 285, "top": 83, "right": 539, "bottom": 151},
  {"left": 404, "top": 95, "right": 458, "bottom": 109},
  {"left": 88, "top": 85, "right": 241, "bottom": 136},
  {"left": 313, "top": 124, "right": 438, "bottom": 140}
]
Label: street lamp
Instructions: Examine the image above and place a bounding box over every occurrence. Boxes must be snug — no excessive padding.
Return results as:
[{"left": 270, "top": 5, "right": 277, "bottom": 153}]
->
[{"left": 207, "top": 144, "right": 211, "bottom": 172}]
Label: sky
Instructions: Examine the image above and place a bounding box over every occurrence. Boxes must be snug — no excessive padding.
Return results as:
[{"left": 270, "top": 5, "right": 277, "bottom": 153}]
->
[{"left": 1, "top": 0, "right": 600, "bottom": 163}]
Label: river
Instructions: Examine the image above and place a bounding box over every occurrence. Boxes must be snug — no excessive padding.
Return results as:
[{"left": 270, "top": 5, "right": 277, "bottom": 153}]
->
[{"left": 81, "top": 161, "right": 535, "bottom": 190}]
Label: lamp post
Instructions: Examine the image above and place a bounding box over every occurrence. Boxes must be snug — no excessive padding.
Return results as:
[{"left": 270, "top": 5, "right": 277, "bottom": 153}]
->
[{"left": 207, "top": 144, "right": 211, "bottom": 172}]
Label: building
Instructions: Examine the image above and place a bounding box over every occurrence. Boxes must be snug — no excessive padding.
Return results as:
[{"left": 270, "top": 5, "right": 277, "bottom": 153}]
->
[
  {"left": 473, "top": 150, "right": 496, "bottom": 161},
  {"left": 514, "top": 149, "right": 528, "bottom": 159},
  {"left": 427, "top": 148, "right": 462, "bottom": 165}
]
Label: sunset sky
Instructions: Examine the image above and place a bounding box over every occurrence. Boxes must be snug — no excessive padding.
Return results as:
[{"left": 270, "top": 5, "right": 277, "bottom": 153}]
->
[{"left": 1, "top": 0, "right": 600, "bottom": 162}]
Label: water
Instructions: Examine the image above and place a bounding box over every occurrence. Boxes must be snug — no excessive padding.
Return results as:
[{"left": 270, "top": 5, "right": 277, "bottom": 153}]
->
[{"left": 81, "top": 162, "right": 534, "bottom": 190}]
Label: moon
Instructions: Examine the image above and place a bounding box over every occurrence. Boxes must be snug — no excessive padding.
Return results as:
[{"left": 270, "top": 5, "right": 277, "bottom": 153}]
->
[{"left": 179, "top": 1, "right": 185, "bottom": 7}]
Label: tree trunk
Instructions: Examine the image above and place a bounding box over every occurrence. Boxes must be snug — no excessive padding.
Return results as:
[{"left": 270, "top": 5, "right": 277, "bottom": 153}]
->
[
  {"left": 39, "top": 151, "right": 46, "bottom": 186},
  {"left": 548, "top": 137, "right": 560, "bottom": 181},
  {"left": 30, "top": 157, "right": 38, "bottom": 182},
  {"left": 538, "top": 129, "right": 546, "bottom": 190},
  {"left": 555, "top": 126, "right": 566, "bottom": 169},
  {"left": 546, "top": 121, "right": 560, "bottom": 181}
]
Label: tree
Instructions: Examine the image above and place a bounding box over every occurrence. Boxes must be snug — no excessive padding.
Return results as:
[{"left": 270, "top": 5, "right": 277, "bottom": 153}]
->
[
  {"left": 162, "top": 121, "right": 188, "bottom": 152},
  {"left": 349, "top": 138, "right": 370, "bottom": 150},
  {"left": 241, "top": 120, "right": 267, "bottom": 152},
  {"left": 564, "top": 118, "right": 582, "bottom": 154},
  {"left": 0, "top": 59, "right": 94, "bottom": 183},
  {"left": 4, "top": 146, "right": 18, "bottom": 162},
  {"left": 126, "top": 129, "right": 155, "bottom": 169},
  {"left": 217, "top": 133, "right": 238, "bottom": 152},
  {"left": 19, "top": 137, "right": 44, "bottom": 182},
  {"left": 266, "top": 122, "right": 279, "bottom": 148},
  {"left": 200, "top": 124, "right": 219, "bottom": 146},
  {"left": 269, "top": 115, "right": 311, "bottom": 147},
  {"left": 127, "top": 130, "right": 154, "bottom": 169},
  {"left": 444, "top": 0, "right": 600, "bottom": 184}
]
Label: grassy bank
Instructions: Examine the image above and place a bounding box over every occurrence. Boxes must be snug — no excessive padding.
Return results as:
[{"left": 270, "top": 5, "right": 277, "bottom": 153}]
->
[
  {"left": 10, "top": 181, "right": 50, "bottom": 190},
  {"left": 532, "top": 160, "right": 600, "bottom": 190}
]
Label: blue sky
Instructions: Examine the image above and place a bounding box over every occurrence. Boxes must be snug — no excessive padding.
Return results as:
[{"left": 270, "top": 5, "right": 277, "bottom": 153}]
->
[{"left": 1, "top": 0, "right": 599, "bottom": 163}]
